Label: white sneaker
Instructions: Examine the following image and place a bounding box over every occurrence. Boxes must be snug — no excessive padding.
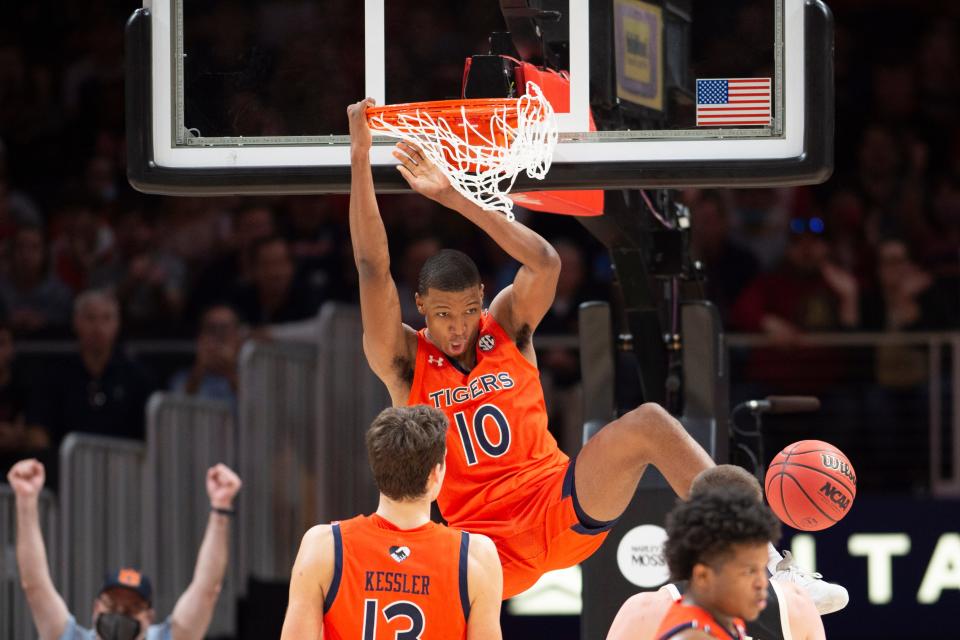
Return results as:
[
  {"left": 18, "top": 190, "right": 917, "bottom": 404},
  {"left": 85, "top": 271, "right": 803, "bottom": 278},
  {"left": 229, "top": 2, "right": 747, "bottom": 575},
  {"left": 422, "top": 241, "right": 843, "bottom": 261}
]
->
[{"left": 772, "top": 551, "right": 849, "bottom": 615}]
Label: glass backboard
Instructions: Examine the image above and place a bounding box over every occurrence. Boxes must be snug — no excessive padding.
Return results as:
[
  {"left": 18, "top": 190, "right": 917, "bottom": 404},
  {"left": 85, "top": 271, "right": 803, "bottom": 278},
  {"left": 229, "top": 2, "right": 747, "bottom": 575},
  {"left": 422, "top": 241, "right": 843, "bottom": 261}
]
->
[{"left": 126, "top": 0, "right": 833, "bottom": 195}]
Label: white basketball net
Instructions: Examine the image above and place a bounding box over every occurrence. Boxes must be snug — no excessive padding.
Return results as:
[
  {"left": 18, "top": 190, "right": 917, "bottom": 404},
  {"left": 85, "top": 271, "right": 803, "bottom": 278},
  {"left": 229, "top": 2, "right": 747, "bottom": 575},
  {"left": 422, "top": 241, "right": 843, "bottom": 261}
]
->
[{"left": 368, "top": 81, "right": 558, "bottom": 221}]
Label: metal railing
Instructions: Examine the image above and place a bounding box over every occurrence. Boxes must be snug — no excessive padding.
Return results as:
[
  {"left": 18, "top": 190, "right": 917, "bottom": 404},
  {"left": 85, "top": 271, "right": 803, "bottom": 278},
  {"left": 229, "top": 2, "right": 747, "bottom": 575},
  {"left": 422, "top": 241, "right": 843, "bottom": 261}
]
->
[
  {"left": 313, "top": 304, "right": 388, "bottom": 518},
  {"left": 143, "top": 393, "right": 237, "bottom": 637},
  {"left": 727, "top": 331, "right": 960, "bottom": 496},
  {"left": 236, "top": 304, "right": 390, "bottom": 583},
  {"left": 0, "top": 486, "right": 58, "bottom": 640},
  {"left": 58, "top": 434, "right": 146, "bottom": 624},
  {"left": 238, "top": 338, "right": 319, "bottom": 583},
  {"left": 4, "top": 322, "right": 956, "bottom": 636}
]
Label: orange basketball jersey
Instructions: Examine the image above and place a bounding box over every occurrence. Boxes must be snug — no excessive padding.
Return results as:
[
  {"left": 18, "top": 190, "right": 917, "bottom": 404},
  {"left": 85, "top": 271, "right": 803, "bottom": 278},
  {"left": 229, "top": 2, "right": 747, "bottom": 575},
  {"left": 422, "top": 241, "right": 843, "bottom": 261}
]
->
[
  {"left": 408, "top": 312, "right": 568, "bottom": 526},
  {"left": 323, "top": 514, "right": 470, "bottom": 640},
  {"left": 655, "top": 600, "right": 747, "bottom": 640}
]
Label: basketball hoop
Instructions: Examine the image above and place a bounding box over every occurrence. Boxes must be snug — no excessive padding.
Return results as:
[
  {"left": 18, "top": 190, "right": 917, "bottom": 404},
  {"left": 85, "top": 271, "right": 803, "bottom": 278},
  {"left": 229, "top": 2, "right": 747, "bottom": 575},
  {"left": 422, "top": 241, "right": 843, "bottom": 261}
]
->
[{"left": 366, "top": 82, "right": 558, "bottom": 221}]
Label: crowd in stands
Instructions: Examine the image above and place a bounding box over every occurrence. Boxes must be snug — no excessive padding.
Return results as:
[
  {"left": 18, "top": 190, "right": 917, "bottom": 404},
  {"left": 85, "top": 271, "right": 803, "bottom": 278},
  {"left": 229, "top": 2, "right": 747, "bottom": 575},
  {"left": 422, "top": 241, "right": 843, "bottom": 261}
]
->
[{"left": 0, "top": 0, "right": 957, "bottom": 493}]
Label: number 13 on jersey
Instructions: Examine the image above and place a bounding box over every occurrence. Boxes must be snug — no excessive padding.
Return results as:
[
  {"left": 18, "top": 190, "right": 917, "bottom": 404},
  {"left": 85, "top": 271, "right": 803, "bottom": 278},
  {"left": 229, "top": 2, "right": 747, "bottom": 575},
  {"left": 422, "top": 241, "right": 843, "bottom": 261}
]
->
[
  {"left": 453, "top": 403, "right": 512, "bottom": 465},
  {"left": 363, "top": 599, "right": 425, "bottom": 640}
]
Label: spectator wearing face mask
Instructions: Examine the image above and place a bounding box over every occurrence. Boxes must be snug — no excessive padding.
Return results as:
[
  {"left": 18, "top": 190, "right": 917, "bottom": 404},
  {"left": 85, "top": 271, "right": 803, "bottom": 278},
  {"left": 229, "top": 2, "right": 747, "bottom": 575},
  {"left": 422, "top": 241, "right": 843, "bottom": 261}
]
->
[{"left": 7, "top": 457, "right": 242, "bottom": 640}]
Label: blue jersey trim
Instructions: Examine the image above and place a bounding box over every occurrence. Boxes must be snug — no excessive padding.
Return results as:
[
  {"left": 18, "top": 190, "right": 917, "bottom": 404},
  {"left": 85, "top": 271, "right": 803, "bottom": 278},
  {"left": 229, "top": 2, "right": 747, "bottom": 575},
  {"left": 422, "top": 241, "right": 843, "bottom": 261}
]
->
[
  {"left": 459, "top": 531, "right": 471, "bottom": 621},
  {"left": 323, "top": 523, "right": 343, "bottom": 613}
]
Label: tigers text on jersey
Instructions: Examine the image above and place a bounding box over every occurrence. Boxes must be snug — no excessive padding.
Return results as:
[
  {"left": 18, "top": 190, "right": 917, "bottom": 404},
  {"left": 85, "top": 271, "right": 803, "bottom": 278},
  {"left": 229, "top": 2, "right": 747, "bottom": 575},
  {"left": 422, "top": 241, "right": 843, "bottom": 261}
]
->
[
  {"left": 408, "top": 312, "right": 568, "bottom": 527},
  {"left": 322, "top": 514, "right": 469, "bottom": 640}
]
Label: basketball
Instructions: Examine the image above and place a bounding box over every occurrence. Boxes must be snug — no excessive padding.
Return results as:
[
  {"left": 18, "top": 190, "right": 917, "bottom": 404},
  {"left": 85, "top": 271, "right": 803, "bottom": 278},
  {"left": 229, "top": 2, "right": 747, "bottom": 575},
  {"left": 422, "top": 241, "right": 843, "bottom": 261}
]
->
[{"left": 764, "top": 440, "right": 857, "bottom": 531}]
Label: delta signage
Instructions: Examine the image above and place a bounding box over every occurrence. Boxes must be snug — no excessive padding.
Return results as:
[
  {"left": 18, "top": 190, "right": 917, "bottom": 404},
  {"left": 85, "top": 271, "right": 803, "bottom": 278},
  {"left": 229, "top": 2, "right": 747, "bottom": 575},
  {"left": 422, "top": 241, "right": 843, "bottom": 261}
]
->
[{"left": 782, "top": 496, "right": 960, "bottom": 639}]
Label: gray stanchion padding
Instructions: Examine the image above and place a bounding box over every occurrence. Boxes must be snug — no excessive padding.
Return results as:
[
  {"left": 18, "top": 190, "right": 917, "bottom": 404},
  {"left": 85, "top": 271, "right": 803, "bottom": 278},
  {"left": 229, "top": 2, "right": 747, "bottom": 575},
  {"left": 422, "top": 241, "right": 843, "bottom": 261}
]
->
[
  {"left": 0, "top": 486, "right": 58, "bottom": 640},
  {"left": 580, "top": 302, "right": 729, "bottom": 640},
  {"left": 238, "top": 339, "right": 319, "bottom": 582},
  {"left": 143, "top": 392, "right": 237, "bottom": 636},
  {"left": 59, "top": 434, "right": 145, "bottom": 625},
  {"left": 237, "top": 305, "right": 390, "bottom": 583},
  {"left": 315, "top": 304, "right": 387, "bottom": 519}
]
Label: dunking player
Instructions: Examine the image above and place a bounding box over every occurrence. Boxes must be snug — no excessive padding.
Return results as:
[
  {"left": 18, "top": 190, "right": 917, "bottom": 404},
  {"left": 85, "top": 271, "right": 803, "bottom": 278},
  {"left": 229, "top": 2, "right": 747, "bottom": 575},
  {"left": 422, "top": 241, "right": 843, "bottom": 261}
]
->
[
  {"left": 606, "top": 465, "right": 827, "bottom": 640},
  {"left": 345, "top": 97, "right": 845, "bottom": 611},
  {"left": 281, "top": 406, "right": 502, "bottom": 639}
]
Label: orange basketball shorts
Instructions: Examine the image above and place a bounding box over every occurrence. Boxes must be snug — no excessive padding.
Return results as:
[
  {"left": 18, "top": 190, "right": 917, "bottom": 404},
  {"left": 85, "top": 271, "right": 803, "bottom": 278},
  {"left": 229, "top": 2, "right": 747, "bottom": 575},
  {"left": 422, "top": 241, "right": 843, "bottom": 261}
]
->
[{"left": 450, "top": 457, "right": 618, "bottom": 599}]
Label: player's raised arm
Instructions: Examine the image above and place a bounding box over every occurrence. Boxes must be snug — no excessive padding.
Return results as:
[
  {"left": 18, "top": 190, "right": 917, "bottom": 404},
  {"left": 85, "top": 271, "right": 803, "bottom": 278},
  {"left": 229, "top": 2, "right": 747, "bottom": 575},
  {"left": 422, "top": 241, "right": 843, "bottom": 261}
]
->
[
  {"left": 394, "top": 141, "right": 561, "bottom": 341},
  {"left": 280, "top": 525, "right": 334, "bottom": 640},
  {"left": 347, "top": 100, "right": 415, "bottom": 390},
  {"left": 465, "top": 533, "right": 503, "bottom": 640}
]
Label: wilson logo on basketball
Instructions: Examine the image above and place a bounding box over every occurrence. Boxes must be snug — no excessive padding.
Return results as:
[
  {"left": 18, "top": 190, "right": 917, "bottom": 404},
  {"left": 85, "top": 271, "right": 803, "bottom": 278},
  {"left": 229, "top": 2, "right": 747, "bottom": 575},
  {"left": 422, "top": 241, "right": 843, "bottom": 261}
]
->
[
  {"left": 820, "top": 454, "right": 857, "bottom": 486},
  {"left": 818, "top": 481, "right": 851, "bottom": 511}
]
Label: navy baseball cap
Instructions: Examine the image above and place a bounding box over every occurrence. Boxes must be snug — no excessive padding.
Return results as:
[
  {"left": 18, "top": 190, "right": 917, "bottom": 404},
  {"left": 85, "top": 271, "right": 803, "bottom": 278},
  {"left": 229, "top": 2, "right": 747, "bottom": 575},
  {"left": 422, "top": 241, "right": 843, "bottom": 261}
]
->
[{"left": 99, "top": 568, "right": 153, "bottom": 605}]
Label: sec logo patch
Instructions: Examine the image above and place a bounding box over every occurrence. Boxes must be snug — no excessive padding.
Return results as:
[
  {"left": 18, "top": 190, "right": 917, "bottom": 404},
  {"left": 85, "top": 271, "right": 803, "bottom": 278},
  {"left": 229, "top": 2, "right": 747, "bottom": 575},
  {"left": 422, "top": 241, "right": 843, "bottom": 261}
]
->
[{"left": 479, "top": 335, "right": 495, "bottom": 352}]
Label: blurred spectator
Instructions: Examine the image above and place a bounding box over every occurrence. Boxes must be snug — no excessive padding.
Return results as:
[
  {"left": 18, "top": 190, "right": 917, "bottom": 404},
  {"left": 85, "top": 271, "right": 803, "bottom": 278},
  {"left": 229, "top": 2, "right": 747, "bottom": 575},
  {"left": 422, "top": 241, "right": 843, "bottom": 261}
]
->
[
  {"left": 727, "top": 188, "right": 792, "bottom": 269},
  {"left": 170, "top": 304, "right": 243, "bottom": 403},
  {"left": 0, "top": 42, "right": 62, "bottom": 151},
  {"left": 732, "top": 227, "right": 860, "bottom": 338},
  {"left": 0, "top": 175, "right": 43, "bottom": 229},
  {"left": 283, "top": 195, "right": 345, "bottom": 298},
  {"left": 858, "top": 239, "right": 944, "bottom": 492},
  {"left": 539, "top": 239, "right": 591, "bottom": 455},
  {"left": 231, "top": 236, "right": 324, "bottom": 326},
  {"left": 8, "top": 458, "right": 241, "bottom": 640},
  {"left": 848, "top": 124, "right": 926, "bottom": 246},
  {"left": 50, "top": 196, "right": 114, "bottom": 293},
  {"left": 821, "top": 188, "right": 873, "bottom": 280},
  {"left": 91, "top": 206, "right": 186, "bottom": 337},
  {"left": 916, "top": 21, "right": 959, "bottom": 136},
  {"left": 731, "top": 227, "right": 860, "bottom": 396},
  {"left": 0, "top": 224, "right": 73, "bottom": 337},
  {"left": 0, "top": 322, "right": 49, "bottom": 478},
  {"left": 26, "top": 289, "right": 154, "bottom": 444},
  {"left": 396, "top": 236, "right": 442, "bottom": 329},
  {"left": 539, "top": 239, "right": 590, "bottom": 337},
  {"left": 860, "top": 238, "right": 950, "bottom": 334},
  {"left": 688, "top": 190, "right": 760, "bottom": 324},
  {"left": 84, "top": 154, "right": 122, "bottom": 207},
  {"left": 161, "top": 196, "right": 237, "bottom": 268},
  {"left": 916, "top": 172, "right": 960, "bottom": 280},
  {"left": 186, "top": 202, "right": 275, "bottom": 325}
]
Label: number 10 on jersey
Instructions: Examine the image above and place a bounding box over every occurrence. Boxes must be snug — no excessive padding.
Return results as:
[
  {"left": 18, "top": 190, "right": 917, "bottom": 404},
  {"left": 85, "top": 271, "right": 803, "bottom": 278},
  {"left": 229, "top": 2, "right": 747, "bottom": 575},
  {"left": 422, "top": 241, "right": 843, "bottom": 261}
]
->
[{"left": 453, "top": 404, "right": 512, "bottom": 465}]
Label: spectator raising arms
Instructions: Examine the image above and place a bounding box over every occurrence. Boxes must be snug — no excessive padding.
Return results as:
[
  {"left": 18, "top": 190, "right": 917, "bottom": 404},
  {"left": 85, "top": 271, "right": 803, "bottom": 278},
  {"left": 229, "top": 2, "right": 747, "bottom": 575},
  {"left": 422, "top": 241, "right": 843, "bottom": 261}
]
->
[{"left": 8, "top": 457, "right": 242, "bottom": 640}]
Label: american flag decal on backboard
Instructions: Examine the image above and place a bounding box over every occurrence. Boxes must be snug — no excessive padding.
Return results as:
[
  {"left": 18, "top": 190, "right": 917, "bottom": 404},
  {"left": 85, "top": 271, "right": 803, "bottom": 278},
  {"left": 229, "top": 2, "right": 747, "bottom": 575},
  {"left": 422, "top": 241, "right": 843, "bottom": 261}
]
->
[{"left": 696, "top": 78, "right": 771, "bottom": 126}]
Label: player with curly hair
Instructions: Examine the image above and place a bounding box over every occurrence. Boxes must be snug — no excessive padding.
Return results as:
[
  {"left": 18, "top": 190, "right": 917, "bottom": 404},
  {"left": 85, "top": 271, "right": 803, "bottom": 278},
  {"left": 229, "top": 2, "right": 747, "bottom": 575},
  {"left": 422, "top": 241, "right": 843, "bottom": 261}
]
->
[
  {"left": 607, "top": 465, "right": 827, "bottom": 640},
  {"left": 653, "top": 486, "right": 781, "bottom": 640}
]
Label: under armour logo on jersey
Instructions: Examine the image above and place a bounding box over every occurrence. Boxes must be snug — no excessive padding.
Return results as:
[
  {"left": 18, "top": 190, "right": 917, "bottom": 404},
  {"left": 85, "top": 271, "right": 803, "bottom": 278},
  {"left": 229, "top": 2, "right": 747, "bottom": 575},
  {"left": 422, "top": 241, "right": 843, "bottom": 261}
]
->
[
  {"left": 389, "top": 545, "right": 411, "bottom": 563},
  {"left": 428, "top": 355, "right": 444, "bottom": 367},
  {"left": 478, "top": 334, "right": 495, "bottom": 352}
]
